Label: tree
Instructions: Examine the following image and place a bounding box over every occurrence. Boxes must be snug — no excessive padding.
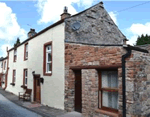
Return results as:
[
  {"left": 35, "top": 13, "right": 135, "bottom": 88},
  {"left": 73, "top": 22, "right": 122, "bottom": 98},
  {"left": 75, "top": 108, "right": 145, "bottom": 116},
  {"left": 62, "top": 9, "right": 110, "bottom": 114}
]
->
[
  {"left": 14, "top": 37, "right": 20, "bottom": 47},
  {"left": 136, "top": 34, "right": 150, "bottom": 45}
]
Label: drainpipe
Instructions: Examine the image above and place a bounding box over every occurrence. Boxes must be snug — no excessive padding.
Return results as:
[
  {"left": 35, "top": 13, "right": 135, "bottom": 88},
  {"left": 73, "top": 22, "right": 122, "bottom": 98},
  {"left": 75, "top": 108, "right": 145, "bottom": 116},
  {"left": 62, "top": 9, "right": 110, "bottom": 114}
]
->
[
  {"left": 121, "top": 45, "right": 148, "bottom": 117},
  {"left": 122, "top": 46, "right": 131, "bottom": 117}
]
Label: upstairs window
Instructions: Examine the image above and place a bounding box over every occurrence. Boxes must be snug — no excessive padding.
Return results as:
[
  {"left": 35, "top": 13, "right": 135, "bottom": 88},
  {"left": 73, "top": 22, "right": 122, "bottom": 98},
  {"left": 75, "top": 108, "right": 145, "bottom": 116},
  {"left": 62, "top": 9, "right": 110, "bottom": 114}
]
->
[
  {"left": 43, "top": 41, "right": 52, "bottom": 76},
  {"left": 98, "top": 71, "right": 118, "bottom": 113},
  {"left": 14, "top": 49, "right": 17, "bottom": 62},
  {"left": 13, "top": 70, "right": 16, "bottom": 83},
  {"left": 24, "top": 43, "right": 28, "bottom": 60}
]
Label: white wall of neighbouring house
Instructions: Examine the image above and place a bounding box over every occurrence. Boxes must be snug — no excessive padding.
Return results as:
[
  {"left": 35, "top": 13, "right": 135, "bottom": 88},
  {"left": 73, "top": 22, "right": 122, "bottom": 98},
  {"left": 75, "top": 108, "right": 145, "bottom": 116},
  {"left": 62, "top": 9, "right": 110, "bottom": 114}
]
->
[
  {"left": 6, "top": 22, "right": 65, "bottom": 110},
  {"left": 0, "top": 61, "right": 3, "bottom": 72},
  {"left": 0, "top": 59, "right": 7, "bottom": 89}
]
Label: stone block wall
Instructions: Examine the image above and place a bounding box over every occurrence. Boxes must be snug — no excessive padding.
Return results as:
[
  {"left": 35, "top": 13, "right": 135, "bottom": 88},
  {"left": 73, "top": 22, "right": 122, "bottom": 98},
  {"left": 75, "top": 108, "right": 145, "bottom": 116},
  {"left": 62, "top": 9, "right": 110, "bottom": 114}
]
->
[
  {"left": 82, "top": 69, "right": 98, "bottom": 117},
  {"left": 125, "top": 45, "right": 150, "bottom": 116},
  {"left": 64, "top": 43, "right": 150, "bottom": 117},
  {"left": 65, "top": 2, "right": 125, "bottom": 44}
]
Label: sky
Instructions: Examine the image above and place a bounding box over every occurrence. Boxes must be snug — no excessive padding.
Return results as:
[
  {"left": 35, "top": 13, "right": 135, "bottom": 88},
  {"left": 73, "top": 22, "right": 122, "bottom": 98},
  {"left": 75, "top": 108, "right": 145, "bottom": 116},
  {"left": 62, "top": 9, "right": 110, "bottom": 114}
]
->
[{"left": 0, "top": 0, "right": 150, "bottom": 57}]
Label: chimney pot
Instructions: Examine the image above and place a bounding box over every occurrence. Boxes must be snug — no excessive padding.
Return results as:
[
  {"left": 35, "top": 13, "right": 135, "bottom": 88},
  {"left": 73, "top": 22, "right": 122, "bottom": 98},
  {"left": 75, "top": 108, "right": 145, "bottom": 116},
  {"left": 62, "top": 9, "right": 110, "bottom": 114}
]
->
[{"left": 60, "top": 6, "right": 71, "bottom": 20}]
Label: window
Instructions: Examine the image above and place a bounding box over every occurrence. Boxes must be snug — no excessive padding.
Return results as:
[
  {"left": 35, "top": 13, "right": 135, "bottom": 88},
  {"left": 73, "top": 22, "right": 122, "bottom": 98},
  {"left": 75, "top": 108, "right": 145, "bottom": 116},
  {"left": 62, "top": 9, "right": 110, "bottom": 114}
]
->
[
  {"left": 3, "top": 74, "right": 5, "bottom": 82},
  {"left": 99, "top": 71, "right": 118, "bottom": 113},
  {"left": 4, "top": 61, "right": 6, "bottom": 70},
  {"left": 24, "top": 43, "right": 28, "bottom": 60},
  {"left": 24, "top": 69, "right": 28, "bottom": 86},
  {"left": 43, "top": 41, "right": 52, "bottom": 76},
  {"left": 1, "top": 62, "right": 3, "bottom": 68},
  {"left": 12, "top": 70, "right": 16, "bottom": 83},
  {"left": 14, "top": 49, "right": 17, "bottom": 62}
]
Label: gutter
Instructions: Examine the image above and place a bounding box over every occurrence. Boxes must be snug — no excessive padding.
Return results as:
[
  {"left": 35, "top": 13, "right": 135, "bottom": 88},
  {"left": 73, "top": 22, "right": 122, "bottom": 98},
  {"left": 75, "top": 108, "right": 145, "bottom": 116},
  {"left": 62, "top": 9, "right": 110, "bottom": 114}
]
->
[{"left": 122, "top": 45, "right": 148, "bottom": 117}]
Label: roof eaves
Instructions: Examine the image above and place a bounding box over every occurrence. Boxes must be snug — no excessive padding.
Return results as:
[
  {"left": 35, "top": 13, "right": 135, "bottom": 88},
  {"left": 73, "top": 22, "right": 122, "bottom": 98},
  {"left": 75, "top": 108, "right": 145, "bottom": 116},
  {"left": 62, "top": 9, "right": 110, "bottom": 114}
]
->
[{"left": 8, "top": 19, "right": 64, "bottom": 52}]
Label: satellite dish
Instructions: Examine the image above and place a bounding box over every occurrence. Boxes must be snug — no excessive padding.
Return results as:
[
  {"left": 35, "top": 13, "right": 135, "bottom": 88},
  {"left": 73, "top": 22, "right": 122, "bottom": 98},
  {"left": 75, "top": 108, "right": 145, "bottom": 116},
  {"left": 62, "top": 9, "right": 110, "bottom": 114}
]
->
[{"left": 71, "top": 22, "right": 81, "bottom": 31}]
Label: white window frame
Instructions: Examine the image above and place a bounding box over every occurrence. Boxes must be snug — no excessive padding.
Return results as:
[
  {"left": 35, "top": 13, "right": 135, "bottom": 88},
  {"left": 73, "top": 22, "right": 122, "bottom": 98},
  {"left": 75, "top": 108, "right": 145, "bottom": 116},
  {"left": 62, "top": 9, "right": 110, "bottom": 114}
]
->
[
  {"left": 24, "top": 69, "right": 28, "bottom": 86},
  {"left": 46, "top": 45, "right": 52, "bottom": 73},
  {"left": 14, "top": 50, "right": 17, "bottom": 62}
]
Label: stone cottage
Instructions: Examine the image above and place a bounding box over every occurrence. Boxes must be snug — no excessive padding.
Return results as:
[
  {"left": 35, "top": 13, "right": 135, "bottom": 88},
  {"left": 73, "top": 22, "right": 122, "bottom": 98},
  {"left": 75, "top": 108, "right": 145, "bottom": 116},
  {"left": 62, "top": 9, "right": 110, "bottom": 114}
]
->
[{"left": 1, "top": 1, "right": 150, "bottom": 117}]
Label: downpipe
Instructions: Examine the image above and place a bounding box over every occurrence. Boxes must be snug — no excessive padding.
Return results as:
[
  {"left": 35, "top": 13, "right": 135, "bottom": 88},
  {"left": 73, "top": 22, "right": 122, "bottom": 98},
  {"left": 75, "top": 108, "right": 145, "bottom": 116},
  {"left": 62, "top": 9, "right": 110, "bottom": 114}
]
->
[{"left": 122, "top": 47, "right": 131, "bottom": 117}]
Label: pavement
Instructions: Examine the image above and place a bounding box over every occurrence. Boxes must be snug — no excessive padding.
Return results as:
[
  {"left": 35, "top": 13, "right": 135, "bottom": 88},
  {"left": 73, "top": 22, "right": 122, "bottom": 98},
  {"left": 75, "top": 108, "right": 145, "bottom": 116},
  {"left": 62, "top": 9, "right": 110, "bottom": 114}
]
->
[
  {"left": 0, "top": 94, "right": 42, "bottom": 117},
  {"left": 0, "top": 88, "right": 83, "bottom": 117}
]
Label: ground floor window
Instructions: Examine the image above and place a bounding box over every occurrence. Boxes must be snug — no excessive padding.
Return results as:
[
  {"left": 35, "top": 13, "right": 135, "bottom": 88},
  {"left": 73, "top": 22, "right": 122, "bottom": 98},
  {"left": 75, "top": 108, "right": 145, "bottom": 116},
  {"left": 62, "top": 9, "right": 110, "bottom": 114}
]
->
[
  {"left": 3, "top": 74, "right": 5, "bottom": 82},
  {"left": 24, "top": 69, "right": 28, "bottom": 86},
  {"left": 99, "top": 70, "right": 118, "bottom": 112},
  {"left": 13, "top": 70, "right": 16, "bottom": 83}
]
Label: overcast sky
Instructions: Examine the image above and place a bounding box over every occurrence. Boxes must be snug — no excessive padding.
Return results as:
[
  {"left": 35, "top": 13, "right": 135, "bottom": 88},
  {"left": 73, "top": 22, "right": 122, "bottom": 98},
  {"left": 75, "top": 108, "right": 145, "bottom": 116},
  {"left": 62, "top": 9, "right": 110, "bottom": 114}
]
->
[{"left": 0, "top": 0, "right": 150, "bottom": 57}]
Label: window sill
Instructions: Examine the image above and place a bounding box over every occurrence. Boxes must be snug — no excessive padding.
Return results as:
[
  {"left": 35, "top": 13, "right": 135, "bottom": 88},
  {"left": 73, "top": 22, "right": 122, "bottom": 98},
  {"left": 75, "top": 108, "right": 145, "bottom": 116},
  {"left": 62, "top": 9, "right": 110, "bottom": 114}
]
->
[
  {"left": 43, "top": 73, "right": 52, "bottom": 76},
  {"left": 21, "top": 85, "right": 27, "bottom": 89},
  {"left": 10, "top": 83, "right": 15, "bottom": 86},
  {"left": 95, "top": 109, "right": 118, "bottom": 117},
  {"left": 24, "top": 58, "right": 28, "bottom": 61}
]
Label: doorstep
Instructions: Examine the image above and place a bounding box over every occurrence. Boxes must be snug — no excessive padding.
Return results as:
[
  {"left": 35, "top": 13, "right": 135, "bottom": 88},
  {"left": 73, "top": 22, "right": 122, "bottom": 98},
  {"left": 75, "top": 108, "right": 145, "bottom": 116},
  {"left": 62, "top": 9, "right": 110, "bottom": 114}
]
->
[{"left": 57, "top": 111, "right": 83, "bottom": 117}]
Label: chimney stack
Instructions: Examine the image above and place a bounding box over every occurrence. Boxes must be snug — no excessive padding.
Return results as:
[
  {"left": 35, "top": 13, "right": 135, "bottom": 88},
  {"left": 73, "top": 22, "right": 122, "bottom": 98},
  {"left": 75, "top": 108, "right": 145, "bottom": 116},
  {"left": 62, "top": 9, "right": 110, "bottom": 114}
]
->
[
  {"left": 60, "top": 6, "right": 71, "bottom": 20},
  {"left": 28, "top": 28, "right": 37, "bottom": 38}
]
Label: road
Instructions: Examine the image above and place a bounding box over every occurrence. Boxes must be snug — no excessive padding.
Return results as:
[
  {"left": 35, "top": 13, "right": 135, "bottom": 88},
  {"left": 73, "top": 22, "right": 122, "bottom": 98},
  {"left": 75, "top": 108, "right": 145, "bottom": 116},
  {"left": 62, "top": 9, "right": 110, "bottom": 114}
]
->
[{"left": 0, "top": 94, "right": 42, "bottom": 117}]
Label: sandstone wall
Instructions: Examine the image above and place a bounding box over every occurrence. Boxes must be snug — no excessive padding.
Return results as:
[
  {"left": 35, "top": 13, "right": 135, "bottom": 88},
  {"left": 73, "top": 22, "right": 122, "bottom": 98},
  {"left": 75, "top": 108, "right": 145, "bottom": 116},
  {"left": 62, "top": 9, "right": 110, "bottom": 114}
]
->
[
  {"left": 64, "top": 43, "right": 150, "bottom": 117},
  {"left": 64, "top": 43, "right": 124, "bottom": 116}
]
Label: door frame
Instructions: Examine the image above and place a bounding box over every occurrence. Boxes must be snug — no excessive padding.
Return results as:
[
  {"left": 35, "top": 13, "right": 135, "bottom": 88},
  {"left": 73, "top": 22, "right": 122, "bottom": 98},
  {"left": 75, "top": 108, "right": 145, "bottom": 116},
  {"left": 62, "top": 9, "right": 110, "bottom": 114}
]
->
[{"left": 33, "top": 74, "right": 41, "bottom": 103}]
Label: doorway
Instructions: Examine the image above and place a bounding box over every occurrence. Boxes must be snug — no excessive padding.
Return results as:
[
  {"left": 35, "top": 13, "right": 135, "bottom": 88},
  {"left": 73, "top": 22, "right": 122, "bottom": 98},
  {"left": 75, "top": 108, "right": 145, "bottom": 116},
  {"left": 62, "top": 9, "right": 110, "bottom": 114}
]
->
[
  {"left": 74, "top": 70, "right": 82, "bottom": 113},
  {"left": 33, "top": 74, "right": 41, "bottom": 103}
]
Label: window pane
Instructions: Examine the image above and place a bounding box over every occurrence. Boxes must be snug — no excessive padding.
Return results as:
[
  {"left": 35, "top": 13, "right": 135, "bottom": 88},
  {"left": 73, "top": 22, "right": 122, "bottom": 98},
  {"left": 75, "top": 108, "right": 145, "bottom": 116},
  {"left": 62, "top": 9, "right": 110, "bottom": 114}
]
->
[
  {"left": 46, "top": 45, "right": 51, "bottom": 51},
  {"left": 25, "top": 78, "right": 27, "bottom": 85},
  {"left": 102, "top": 71, "right": 118, "bottom": 88},
  {"left": 3, "top": 75, "right": 5, "bottom": 81},
  {"left": 25, "top": 70, "right": 28, "bottom": 77},
  {"left": 47, "top": 63, "right": 51, "bottom": 72},
  {"left": 102, "top": 91, "right": 118, "bottom": 109},
  {"left": 26, "top": 44, "right": 28, "bottom": 52},
  {"left": 26, "top": 52, "right": 28, "bottom": 58},
  {"left": 48, "top": 53, "right": 51, "bottom": 61}
]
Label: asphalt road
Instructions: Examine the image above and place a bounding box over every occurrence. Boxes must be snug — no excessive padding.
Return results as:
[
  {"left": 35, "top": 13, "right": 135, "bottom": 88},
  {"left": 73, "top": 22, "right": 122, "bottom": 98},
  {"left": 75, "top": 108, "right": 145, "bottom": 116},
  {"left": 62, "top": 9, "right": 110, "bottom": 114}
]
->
[{"left": 0, "top": 94, "right": 42, "bottom": 117}]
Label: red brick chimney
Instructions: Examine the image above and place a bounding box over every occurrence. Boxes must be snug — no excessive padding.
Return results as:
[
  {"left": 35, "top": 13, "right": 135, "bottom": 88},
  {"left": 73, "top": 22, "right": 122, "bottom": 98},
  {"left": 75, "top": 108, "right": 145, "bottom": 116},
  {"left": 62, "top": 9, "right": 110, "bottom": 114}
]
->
[{"left": 60, "top": 6, "right": 71, "bottom": 20}]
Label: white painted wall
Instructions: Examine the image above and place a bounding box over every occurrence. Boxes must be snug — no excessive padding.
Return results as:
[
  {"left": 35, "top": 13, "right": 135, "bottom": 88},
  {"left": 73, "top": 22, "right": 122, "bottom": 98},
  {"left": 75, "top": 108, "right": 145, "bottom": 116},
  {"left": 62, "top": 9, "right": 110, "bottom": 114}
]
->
[
  {"left": 6, "top": 22, "right": 65, "bottom": 109},
  {"left": 0, "top": 59, "right": 7, "bottom": 88},
  {"left": 0, "top": 61, "right": 2, "bottom": 72}
]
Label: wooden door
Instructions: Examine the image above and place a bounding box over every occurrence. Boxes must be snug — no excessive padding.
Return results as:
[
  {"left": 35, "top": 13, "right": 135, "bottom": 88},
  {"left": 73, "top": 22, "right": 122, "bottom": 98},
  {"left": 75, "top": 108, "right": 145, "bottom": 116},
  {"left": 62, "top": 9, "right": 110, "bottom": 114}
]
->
[
  {"left": 74, "top": 70, "right": 82, "bottom": 113},
  {"left": 34, "top": 75, "right": 41, "bottom": 103}
]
